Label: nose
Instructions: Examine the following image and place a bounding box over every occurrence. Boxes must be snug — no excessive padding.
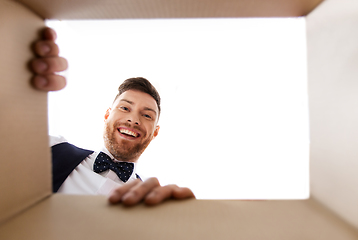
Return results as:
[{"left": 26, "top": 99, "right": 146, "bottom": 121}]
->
[{"left": 127, "top": 113, "right": 140, "bottom": 125}]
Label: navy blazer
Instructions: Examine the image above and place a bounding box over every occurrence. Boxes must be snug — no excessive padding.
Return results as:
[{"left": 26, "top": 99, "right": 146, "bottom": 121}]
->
[
  {"left": 51, "top": 142, "right": 142, "bottom": 192},
  {"left": 51, "top": 142, "right": 94, "bottom": 192}
]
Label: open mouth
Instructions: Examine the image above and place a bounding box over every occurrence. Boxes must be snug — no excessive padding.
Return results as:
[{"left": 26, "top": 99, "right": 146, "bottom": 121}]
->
[{"left": 118, "top": 128, "right": 140, "bottom": 138}]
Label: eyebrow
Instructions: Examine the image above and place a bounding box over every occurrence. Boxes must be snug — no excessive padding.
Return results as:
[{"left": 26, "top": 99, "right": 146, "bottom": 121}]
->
[{"left": 120, "top": 99, "right": 157, "bottom": 116}]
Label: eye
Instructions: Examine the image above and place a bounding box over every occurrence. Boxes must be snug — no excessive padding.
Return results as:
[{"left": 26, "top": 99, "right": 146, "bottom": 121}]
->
[
  {"left": 143, "top": 114, "right": 152, "bottom": 119},
  {"left": 119, "top": 106, "right": 129, "bottom": 111}
]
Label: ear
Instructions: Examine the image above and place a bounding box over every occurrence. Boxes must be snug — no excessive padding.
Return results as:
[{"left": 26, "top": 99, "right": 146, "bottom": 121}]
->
[
  {"left": 104, "top": 108, "right": 111, "bottom": 121},
  {"left": 153, "top": 125, "right": 160, "bottom": 138}
]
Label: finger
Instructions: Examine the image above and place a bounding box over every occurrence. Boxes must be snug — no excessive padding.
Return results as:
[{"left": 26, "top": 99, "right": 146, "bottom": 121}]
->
[
  {"left": 108, "top": 179, "right": 141, "bottom": 204},
  {"left": 31, "top": 57, "right": 68, "bottom": 74},
  {"left": 121, "top": 178, "right": 161, "bottom": 206},
  {"left": 33, "top": 40, "right": 59, "bottom": 57},
  {"left": 144, "top": 185, "right": 195, "bottom": 206},
  {"left": 31, "top": 74, "right": 66, "bottom": 91},
  {"left": 172, "top": 187, "right": 196, "bottom": 199},
  {"left": 42, "top": 27, "right": 57, "bottom": 41}
]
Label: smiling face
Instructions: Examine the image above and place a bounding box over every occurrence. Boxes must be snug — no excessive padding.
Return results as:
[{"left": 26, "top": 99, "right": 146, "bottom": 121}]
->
[{"left": 103, "top": 89, "right": 160, "bottom": 162}]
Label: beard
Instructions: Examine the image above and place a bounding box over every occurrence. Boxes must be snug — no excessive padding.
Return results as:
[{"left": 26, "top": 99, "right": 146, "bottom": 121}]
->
[{"left": 103, "top": 122, "right": 152, "bottom": 162}]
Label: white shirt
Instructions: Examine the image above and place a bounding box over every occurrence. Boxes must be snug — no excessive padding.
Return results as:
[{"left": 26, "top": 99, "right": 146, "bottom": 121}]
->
[{"left": 50, "top": 136, "right": 140, "bottom": 195}]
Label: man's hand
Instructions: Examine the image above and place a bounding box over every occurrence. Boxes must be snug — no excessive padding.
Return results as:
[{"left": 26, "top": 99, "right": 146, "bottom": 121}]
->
[
  {"left": 108, "top": 178, "right": 195, "bottom": 206},
  {"left": 30, "top": 27, "right": 68, "bottom": 91}
]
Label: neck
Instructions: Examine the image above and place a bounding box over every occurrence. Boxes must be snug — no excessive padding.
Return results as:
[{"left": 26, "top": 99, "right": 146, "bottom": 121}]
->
[
  {"left": 115, "top": 156, "right": 138, "bottom": 163},
  {"left": 104, "top": 146, "right": 139, "bottom": 163}
]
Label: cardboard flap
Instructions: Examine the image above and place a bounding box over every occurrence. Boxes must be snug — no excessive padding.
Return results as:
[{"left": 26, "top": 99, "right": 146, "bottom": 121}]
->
[
  {"left": 1, "top": 0, "right": 357, "bottom": 237},
  {"left": 0, "top": 195, "right": 358, "bottom": 239},
  {"left": 307, "top": 0, "right": 358, "bottom": 230},
  {"left": 0, "top": 0, "right": 51, "bottom": 224},
  {"left": 16, "top": 0, "right": 324, "bottom": 19}
]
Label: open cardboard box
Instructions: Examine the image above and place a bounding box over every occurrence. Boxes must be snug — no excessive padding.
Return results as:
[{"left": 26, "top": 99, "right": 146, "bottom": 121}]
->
[{"left": 1, "top": 0, "right": 357, "bottom": 238}]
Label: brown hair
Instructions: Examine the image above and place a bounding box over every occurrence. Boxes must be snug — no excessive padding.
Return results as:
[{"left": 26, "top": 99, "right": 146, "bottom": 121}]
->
[{"left": 114, "top": 77, "right": 161, "bottom": 116}]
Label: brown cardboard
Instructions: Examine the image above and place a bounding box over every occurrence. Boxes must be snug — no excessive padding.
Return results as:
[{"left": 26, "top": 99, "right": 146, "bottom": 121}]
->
[
  {"left": 1, "top": 195, "right": 358, "bottom": 240},
  {"left": 307, "top": 0, "right": 358, "bottom": 229},
  {"left": 17, "top": 0, "right": 323, "bottom": 19},
  {"left": 1, "top": 0, "right": 358, "bottom": 238},
  {"left": 0, "top": 0, "right": 51, "bottom": 225}
]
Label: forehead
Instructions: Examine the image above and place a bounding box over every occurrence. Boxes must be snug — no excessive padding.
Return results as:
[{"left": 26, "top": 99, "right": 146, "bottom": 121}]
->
[{"left": 113, "top": 89, "right": 158, "bottom": 112}]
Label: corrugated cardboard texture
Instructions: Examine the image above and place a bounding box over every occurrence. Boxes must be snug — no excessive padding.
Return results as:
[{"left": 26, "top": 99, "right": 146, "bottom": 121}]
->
[
  {"left": 0, "top": 0, "right": 51, "bottom": 224},
  {"left": 1, "top": 0, "right": 357, "bottom": 238},
  {"left": 307, "top": 0, "right": 358, "bottom": 230},
  {"left": 0, "top": 195, "right": 357, "bottom": 240},
  {"left": 17, "top": 0, "right": 324, "bottom": 19}
]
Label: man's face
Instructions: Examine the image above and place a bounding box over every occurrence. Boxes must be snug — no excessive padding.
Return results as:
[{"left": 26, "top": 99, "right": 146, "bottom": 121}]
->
[{"left": 103, "top": 89, "right": 160, "bottom": 162}]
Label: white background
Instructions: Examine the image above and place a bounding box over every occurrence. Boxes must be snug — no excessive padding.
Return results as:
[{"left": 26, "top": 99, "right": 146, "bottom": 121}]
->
[{"left": 47, "top": 18, "right": 309, "bottom": 199}]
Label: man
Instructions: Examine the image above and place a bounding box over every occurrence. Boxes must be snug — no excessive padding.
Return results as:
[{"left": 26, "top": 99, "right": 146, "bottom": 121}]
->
[{"left": 31, "top": 27, "right": 195, "bottom": 206}]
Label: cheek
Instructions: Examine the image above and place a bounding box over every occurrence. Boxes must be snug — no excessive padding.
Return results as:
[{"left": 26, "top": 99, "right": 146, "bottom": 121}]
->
[
  {"left": 104, "top": 118, "right": 113, "bottom": 129},
  {"left": 145, "top": 124, "right": 156, "bottom": 136},
  {"left": 104, "top": 120, "right": 112, "bottom": 133},
  {"left": 104, "top": 117, "right": 117, "bottom": 133},
  {"left": 107, "top": 112, "right": 122, "bottom": 123}
]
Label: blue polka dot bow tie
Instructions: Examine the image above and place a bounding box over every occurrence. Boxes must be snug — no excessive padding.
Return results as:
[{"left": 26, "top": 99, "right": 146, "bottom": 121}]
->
[{"left": 93, "top": 152, "right": 134, "bottom": 182}]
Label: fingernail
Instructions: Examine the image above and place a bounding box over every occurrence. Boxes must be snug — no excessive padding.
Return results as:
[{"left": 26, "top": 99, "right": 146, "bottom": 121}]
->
[
  {"left": 37, "top": 61, "right": 48, "bottom": 72},
  {"left": 144, "top": 192, "right": 160, "bottom": 205},
  {"left": 34, "top": 76, "right": 47, "bottom": 87},
  {"left": 122, "top": 192, "right": 135, "bottom": 201},
  {"left": 108, "top": 192, "right": 120, "bottom": 203},
  {"left": 41, "top": 44, "right": 50, "bottom": 54}
]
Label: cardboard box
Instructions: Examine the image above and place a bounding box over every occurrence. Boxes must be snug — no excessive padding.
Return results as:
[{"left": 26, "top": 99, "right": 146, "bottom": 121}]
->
[{"left": 0, "top": 0, "right": 357, "bottom": 238}]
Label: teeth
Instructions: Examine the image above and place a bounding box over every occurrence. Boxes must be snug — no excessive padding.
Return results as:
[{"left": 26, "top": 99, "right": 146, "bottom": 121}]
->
[{"left": 119, "top": 129, "right": 138, "bottom": 137}]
